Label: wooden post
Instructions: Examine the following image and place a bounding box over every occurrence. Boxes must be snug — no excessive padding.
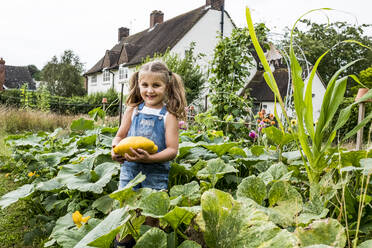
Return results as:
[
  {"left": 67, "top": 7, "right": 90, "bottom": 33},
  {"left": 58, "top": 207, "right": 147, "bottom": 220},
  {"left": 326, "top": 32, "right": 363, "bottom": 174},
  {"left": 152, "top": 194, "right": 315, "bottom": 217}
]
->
[
  {"left": 356, "top": 102, "right": 365, "bottom": 150},
  {"left": 204, "top": 94, "right": 208, "bottom": 112},
  {"left": 102, "top": 98, "right": 107, "bottom": 112},
  {"left": 355, "top": 88, "right": 371, "bottom": 150},
  {"left": 119, "top": 83, "right": 124, "bottom": 126}
]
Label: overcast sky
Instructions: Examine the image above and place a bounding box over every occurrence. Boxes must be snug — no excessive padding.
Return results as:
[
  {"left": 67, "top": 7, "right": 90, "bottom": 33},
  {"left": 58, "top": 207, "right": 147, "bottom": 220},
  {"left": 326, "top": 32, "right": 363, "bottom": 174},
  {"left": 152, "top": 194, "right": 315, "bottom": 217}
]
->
[{"left": 1, "top": 0, "right": 371, "bottom": 71}]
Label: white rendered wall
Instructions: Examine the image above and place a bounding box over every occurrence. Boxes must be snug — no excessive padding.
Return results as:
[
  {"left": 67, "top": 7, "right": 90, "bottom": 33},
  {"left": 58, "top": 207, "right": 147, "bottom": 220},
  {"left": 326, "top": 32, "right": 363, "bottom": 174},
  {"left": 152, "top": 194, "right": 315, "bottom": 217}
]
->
[
  {"left": 304, "top": 73, "right": 326, "bottom": 121},
  {"left": 171, "top": 9, "right": 234, "bottom": 71},
  {"left": 171, "top": 9, "right": 235, "bottom": 107},
  {"left": 87, "top": 67, "right": 135, "bottom": 95}
]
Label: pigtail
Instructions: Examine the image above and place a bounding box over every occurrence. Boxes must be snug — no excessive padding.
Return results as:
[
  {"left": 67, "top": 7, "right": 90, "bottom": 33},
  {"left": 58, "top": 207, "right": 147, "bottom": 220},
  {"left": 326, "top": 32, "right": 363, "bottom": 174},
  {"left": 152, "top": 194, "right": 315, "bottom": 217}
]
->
[
  {"left": 167, "top": 72, "right": 187, "bottom": 120},
  {"left": 126, "top": 71, "right": 143, "bottom": 106}
]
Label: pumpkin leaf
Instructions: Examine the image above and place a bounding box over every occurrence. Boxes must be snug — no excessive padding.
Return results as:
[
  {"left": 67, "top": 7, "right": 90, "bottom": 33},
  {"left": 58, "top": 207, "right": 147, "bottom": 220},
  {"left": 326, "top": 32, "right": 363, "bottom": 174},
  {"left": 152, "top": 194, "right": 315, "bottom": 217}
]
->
[
  {"left": 196, "top": 158, "right": 238, "bottom": 187},
  {"left": 236, "top": 175, "right": 266, "bottom": 205},
  {"left": 70, "top": 118, "right": 95, "bottom": 132},
  {"left": 134, "top": 228, "right": 167, "bottom": 248},
  {"left": 0, "top": 184, "right": 34, "bottom": 209},
  {"left": 295, "top": 218, "right": 346, "bottom": 247}
]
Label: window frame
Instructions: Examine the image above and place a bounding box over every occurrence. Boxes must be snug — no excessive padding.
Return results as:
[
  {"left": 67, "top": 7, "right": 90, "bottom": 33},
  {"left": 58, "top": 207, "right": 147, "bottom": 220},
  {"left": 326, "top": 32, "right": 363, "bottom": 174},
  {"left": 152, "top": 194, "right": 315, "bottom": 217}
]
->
[{"left": 103, "top": 70, "right": 110, "bottom": 83}]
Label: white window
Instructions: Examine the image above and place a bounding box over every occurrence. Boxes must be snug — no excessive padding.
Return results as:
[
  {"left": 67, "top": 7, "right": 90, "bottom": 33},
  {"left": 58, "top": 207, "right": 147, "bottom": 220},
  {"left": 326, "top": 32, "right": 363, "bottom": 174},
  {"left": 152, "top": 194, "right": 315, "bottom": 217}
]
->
[
  {"left": 119, "top": 67, "right": 129, "bottom": 81},
  {"left": 103, "top": 70, "right": 110, "bottom": 82},
  {"left": 91, "top": 75, "right": 97, "bottom": 84}
]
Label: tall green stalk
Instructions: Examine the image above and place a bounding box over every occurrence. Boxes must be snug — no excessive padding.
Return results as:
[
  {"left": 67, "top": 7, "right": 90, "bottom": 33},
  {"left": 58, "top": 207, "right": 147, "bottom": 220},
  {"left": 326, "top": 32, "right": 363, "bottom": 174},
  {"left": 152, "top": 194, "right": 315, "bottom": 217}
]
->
[{"left": 246, "top": 7, "right": 372, "bottom": 185}]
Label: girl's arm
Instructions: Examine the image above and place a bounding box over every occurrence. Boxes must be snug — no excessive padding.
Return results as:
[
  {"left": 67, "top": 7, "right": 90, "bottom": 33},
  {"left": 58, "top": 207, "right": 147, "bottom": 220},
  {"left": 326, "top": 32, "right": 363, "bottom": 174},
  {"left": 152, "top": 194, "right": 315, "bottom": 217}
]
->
[
  {"left": 125, "top": 113, "right": 179, "bottom": 163},
  {"left": 111, "top": 106, "right": 134, "bottom": 162}
]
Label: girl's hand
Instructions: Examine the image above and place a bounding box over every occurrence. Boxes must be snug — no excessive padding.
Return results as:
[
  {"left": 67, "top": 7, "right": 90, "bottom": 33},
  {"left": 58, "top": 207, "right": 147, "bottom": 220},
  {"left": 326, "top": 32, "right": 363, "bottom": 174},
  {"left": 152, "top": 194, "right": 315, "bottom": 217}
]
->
[
  {"left": 111, "top": 145, "right": 125, "bottom": 163},
  {"left": 125, "top": 148, "right": 151, "bottom": 163}
]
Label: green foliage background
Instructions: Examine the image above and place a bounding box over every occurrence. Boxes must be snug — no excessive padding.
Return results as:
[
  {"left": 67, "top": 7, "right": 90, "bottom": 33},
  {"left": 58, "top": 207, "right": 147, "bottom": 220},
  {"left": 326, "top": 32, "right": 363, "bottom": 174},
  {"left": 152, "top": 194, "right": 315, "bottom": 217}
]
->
[
  {"left": 285, "top": 20, "right": 372, "bottom": 95},
  {"left": 41, "top": 50, "right": 86, "bottom": 97}
]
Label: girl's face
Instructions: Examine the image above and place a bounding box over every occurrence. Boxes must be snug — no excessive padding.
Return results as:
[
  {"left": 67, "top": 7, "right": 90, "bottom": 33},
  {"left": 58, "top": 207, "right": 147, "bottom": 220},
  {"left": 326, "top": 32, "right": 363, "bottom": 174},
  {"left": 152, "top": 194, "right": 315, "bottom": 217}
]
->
[{"left": 138, "top": 72, "right": 167, "bottom": 109}]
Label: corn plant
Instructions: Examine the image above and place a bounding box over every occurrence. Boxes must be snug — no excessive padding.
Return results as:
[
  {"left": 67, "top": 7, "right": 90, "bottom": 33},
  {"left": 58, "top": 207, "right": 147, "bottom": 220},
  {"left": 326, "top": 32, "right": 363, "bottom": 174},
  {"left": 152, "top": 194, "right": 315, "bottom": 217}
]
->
[{"left": 246, "top": 7, "right": 372, "bottom": 185}]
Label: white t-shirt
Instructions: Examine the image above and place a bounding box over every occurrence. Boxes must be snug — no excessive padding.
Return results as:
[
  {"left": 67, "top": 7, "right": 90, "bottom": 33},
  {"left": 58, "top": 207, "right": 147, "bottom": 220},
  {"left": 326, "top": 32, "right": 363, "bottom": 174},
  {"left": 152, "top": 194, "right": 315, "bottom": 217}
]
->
[{"left": 131, "top": 105, "right": 168, "bottom": 126}]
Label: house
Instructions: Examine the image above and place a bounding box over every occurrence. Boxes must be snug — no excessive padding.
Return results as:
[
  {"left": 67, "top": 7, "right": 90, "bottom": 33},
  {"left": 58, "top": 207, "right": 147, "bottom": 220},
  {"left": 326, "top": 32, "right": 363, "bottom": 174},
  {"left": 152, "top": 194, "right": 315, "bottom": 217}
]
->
[
  {"left": 85, "top": 0, "right": 234, "bottom": 95},
  {"left": 0, "top": 58, "right": 36, "bottom": 91},
  {"left": 242, "top": 45, "right": 326, "bottom": 121}
]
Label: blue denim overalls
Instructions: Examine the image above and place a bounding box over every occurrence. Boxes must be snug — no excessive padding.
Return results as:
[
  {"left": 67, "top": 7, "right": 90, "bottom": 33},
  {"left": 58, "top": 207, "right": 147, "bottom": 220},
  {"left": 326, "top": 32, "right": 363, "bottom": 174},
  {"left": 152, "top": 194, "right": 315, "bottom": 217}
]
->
[{"left": 119, "top": 102, "right": 170, "bottom": 190}]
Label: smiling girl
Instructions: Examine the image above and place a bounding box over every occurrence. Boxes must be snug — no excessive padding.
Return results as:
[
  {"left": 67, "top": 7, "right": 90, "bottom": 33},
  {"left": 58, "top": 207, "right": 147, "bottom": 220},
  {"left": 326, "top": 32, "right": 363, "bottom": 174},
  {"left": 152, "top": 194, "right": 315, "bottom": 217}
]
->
[{"left": 111, "top": 61, "right": 187, "bottom": 246}]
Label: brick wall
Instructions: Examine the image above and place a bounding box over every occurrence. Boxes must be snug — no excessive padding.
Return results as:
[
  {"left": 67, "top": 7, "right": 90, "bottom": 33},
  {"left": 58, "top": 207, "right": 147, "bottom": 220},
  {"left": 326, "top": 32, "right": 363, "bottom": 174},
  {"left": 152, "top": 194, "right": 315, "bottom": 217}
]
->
[{"left": 0, "top": 58, "right": 5, "bottom": 91}]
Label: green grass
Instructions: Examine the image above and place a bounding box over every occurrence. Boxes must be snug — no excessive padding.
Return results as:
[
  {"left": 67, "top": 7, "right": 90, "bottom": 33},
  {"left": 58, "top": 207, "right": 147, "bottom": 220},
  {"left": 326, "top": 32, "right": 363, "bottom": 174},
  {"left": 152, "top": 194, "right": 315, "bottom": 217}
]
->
[
  {"left": 0, "top": 172, "right": 36, "bottom": 248},
  {"left": 0, "top": 130, "right": 33, "bottom": 247}
]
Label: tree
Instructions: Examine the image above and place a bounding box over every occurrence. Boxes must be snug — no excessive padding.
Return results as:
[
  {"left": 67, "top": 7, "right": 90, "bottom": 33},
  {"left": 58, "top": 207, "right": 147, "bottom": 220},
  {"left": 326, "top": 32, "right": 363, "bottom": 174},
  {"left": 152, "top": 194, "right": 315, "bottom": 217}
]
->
[
  {"left": 27, "top": 65, "right": 41, "bottom": 81},
  {"left": 41, "top": 50, "right": 86, "bottom": 97},
  {"left": 284, "top": 20, "right": 372, "bottom": 95},
  {"left": 207, "top": 25, "right": 270, "bottom": 138}
]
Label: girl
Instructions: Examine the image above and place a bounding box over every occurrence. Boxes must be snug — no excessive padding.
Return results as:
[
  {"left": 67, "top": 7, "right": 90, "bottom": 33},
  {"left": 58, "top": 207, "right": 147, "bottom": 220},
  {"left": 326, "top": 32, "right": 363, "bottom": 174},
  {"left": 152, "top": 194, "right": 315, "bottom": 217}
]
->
[{"left": 111, "top": 61, "right": 186, "bottom": 247}]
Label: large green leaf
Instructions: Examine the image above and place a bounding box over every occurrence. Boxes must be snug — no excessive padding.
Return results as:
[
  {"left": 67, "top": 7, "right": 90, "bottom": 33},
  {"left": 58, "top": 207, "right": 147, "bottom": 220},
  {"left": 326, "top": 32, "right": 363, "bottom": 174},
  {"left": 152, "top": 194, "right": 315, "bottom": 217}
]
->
[
  {"left": 6, "top": 132, "right": 45, "bottom": 148},
  {"left": 268, "top": 181, "right": 303, "bottom": 207},
  {"left": 298, "top": 197, "right": 329, "bottom": 225},
  {"left": 76, "top": 207, "right": 131, "bottom": 248},
  {"left": 178, "top": 240, "right": 202, "bottom": 248},
  {"left": 162, "top": 206, "right": 195, "bottom": 230},
  {"left": 46, "top": 212, "right": 101, "bottom": 248},
  {"left": 42, "top": 195, "right": 69, "bottom": 212},
  {"left": 55, "top": 219, "right": 101, "bottom": 248},
  {"left": 36, "top": 178, "right": 64, "bottom": 192},
  {"left": 134, "top": 228, "right": 167, "bottom": 248},
  {"left": 360, "top": 158, "right": 372, "bottom": 175},
  {"left": 201, "top": 189, "right": 243, "bottom": 247},
  {"left": 267, "top": 181, "right": 303, "bottom": 227},
  {"left": 202, "top": 189, "right": 299, "bottom": 247},
  {"left": 196, "top": 158, "right": 238, "bottom": 187},
  {"left": 200, "top": 141, "right": 240, "bottom": 157},
  {"left": 77, "top": 134, "right": 97, "bottom": 148},
  {"left": 178, "top": 142, "right": 199, "bottom": 158},
  {"left": 92, "top": 195, "right": 118, "bottom": 215},
  {"left": 0, "top": 184, "right": 34, "bottom": 209},
  {"left": 262, "top": 126, "right": 294, "bottom": 146},
  {"left": 70, "top": 118, "right": 95, "bottom": 132},
  {"left": 169, "top": 181, "right": 200, "bottom": 206},
  {"left": 358, "top": 240, "right": 372, "bottom": 248},
  {"left": 56, "top": 162, "right": 119, "bottom": 194},
  {"left": 237, "top": 175, "right": 266, "bottom": 205},
  {"left": 110, "top": 173, "right": 146, "bottom": 206},
  {"left": 139, "top": 191, "right": 170, "bottom": 218},
  {"left": 295, "top": 218, "right": 346, "bottom": 247},
  {"left": 258, "top": 162, "right": 292, "bottom": 185}
]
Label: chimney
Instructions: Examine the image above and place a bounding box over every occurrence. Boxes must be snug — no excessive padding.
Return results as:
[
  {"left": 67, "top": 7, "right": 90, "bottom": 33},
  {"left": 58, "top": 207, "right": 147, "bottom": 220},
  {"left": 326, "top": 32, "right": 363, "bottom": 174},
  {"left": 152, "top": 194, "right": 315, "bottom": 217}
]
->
[
  {"left": 118, "top": 27, "right": 129, "bottom": 42},
  {"left": 0, "top": 58, "right": 5, "bottom": 91},
  {"left": 150, "top": 10, "right": 164, "bottom": 28},
  {"left": 206, "top": 0, "right": 224, "bottom": 11}
]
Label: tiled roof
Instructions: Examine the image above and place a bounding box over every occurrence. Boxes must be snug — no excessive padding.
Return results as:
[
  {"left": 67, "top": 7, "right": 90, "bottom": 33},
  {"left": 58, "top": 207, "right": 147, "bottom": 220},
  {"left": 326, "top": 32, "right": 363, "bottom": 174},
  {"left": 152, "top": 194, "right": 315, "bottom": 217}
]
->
[
  {"left": 4, "top": 65, "right": 36, "bottom": 90},
  {"left": 247, "top": 68, "right": 290, "bottom": 102},
  {"left": 86, "top": 6, "right": 209, "bottom": 75}
]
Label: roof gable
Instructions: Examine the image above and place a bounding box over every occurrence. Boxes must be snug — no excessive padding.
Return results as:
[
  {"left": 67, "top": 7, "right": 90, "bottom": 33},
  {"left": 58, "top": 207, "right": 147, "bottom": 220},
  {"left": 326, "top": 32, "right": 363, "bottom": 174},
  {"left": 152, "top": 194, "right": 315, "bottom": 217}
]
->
[
  {"left": 86, "top": 6, "right": 209, "bottom": 74},
  {"left": 247, "top": 68, "right": 289, "bottom": 102}
]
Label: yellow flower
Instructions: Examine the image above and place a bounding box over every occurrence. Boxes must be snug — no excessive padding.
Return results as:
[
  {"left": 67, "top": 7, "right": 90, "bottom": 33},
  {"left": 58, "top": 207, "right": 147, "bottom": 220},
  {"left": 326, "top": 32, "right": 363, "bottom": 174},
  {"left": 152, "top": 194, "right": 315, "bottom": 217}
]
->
[
  {"left": 28, "top": 171, "right": 36, "bottom": 177},
  {"left": 72, "top": 211, "right": 90, "bottom": 228},
  {"left": 291, "top": 119, "right": 297, "bottom": 126},
  {"left": 80, "top": 156, "right": 86, "bottom": 161},
  {"left": 5, "top": 173, "right": 10, "bottom": 178}
]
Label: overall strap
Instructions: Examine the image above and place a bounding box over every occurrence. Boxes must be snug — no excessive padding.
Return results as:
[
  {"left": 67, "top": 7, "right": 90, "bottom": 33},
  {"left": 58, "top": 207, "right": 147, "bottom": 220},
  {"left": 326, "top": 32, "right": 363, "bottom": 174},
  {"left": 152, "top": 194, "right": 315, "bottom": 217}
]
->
[
  {"left": 138, "top": 102, "right": 145, "bottom": 111},
  {"left": 159, "top": 105, "right": 167, "bottom": 116}
]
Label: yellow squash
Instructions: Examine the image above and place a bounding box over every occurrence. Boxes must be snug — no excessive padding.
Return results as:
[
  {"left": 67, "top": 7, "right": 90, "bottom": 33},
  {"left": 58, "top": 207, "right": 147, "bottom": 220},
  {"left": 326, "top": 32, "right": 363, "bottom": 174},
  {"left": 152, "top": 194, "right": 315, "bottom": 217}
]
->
[{"left": 113, "top": 136, "right": 158, "bottom": 156}]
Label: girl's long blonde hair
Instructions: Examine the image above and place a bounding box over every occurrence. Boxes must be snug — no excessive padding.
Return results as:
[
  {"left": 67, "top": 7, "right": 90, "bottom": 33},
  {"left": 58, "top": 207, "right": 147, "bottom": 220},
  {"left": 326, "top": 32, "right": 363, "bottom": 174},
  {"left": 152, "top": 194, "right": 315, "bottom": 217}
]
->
[{"left": 126, "top": 61, "right": 187, "bottom": 120}]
